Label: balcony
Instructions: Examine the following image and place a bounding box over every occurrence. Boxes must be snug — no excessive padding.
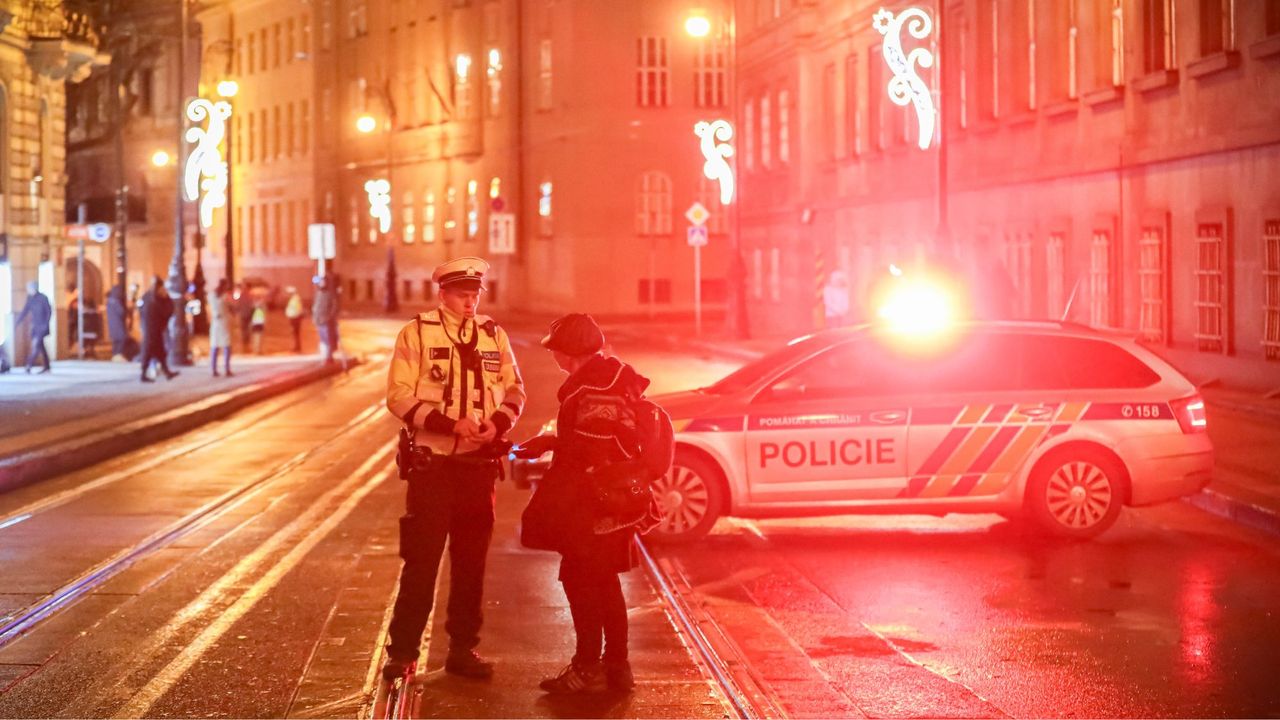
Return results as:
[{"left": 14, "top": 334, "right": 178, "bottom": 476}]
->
[{"left": 22, "top": 0, "right": 108, "bottom": 82}]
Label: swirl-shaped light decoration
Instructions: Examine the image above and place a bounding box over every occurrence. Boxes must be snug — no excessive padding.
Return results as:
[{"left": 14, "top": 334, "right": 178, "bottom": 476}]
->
[
  {"left": 183, "top": 98, "right": 233, "bottom": 228},
  {"left": 694, "top": 119, "right": 735, "bottom": 205},
  {"left": 365, "top": 179, "right": 392, "bottom": 234},
  {"left": 873, "top": 7, "right": 936, "bottom": 150}
]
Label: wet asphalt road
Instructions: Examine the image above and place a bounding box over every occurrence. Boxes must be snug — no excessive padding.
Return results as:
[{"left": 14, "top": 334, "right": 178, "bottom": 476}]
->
[{"left": 2, "top": 317, "right": 1278, "bottom": 718}]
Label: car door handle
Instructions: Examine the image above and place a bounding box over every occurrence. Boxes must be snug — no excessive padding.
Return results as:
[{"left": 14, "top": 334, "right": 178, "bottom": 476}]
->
[
  {"left": 1017, "top": 406, "right": 1054, "bottom": 419},
  {"left": 870, "top": 410, "right": 907, "bottom": 424}
]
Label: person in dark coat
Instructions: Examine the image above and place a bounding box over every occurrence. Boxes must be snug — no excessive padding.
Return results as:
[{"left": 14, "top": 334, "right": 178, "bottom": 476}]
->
[
  {"left": 15, "top": 281, "right": 53, "bottom": 374},
  {"left": 311, "top": 276, "right": 340, "bottom": 363},
  {"left": 138, "top": 277, "right": 178, "bottom": 382},
  {"left": 515, "top": 314, "right": 655, "bottom": 695},
  {"left": 106, "top": 284, "right": 130, "bottom": 358},
  {"left": 235, "top": 283, "right": 256, "bottom": 352}
]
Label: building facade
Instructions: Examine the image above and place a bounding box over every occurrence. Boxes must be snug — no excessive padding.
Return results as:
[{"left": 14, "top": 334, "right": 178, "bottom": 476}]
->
[
  {"left": 193, "top": 0, "right": 734, "bottom": 319},
  {"left": 1, "top": 0, "right": 102, "bottom": 365},
  {"left": 737, "top": 0, "right": 1280, "bottom": 388}
]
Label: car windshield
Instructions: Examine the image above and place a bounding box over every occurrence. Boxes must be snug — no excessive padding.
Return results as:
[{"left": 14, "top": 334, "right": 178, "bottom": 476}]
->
[{"left": 703, "top": 334, "right": 831, "bottom": 395}]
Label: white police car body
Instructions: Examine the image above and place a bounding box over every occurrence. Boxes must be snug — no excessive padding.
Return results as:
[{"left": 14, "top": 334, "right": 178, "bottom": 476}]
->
[{"left": 644, "top": 321, "right": 1213, "bottom": 541}]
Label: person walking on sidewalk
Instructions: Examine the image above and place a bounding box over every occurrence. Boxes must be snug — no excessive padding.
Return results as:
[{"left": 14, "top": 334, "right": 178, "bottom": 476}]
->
[
  {"left": 15, "top": 281, "right": 52, "bottom": 374},
  {"left": 235, "top": 283, "right": 255, "bottom": 353},
  {"left": 208, "top": 279, "right": 234, "bottom": 377},
  {"left": 514, "top": 314, "right": 663, "bottom": 695},
  {"left": 138, "top": 277, "right": 178, "bottom": 383},
  {"left": 312, "top": 276, "right": 340, "bottom": 363},
  {"left": 381, "top": 257, "right": 526, "bottom": 682},
  {"left": 249, "top": 298, "right": 267, "bottom": 355},
  {"left": 284, "top": 286, "right": 305, "bottom": 353}
]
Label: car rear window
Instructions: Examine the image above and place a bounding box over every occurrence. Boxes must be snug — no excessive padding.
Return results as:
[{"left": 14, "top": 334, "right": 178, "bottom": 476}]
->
[{"left": 1015, "top": 335, "right": 1161, "bottom": 390}]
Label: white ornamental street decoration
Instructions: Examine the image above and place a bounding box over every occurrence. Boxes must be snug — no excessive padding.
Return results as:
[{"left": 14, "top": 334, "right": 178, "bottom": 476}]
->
[
  {"left": 184, "top": 98, "right": 232, "bottom": 228},
  {"left": 365, "top": 179, "right": 392, "bottom": 234},
  {"left": 873, "top": 7, "right": 936, "bottom": 151},
  {"left": 694, "top": 119, "right": 735, "bottom": 205}
]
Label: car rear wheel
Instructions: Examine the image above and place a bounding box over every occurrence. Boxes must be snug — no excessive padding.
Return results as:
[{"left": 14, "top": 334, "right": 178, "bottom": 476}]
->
[
  {"left": 1026, "top": 449, "right": 1125, "bottom": 539},
  {"left": 645, "top": 452, "right": 724, "bottom": 544}
]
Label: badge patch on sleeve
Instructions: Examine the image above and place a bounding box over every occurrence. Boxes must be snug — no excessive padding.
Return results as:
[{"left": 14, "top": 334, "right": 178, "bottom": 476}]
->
[
  {"left": 430, "top": 347, "right": 450, "bottom": 360},
  {"left": 483, "top": 361, "right": 501, "bottom": 372}
]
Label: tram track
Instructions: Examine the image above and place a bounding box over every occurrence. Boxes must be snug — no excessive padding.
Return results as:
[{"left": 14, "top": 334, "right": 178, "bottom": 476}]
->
[{"left": 0, "top": 396, "right": 387, "bottom": 651}]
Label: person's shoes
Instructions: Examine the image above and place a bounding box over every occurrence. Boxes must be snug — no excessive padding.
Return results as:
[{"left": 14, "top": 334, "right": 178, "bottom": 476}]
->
[
  {"left": 444, "top": 649, "right": 493, "bottom": 679},
  {"left": 604, "top": 659, "right": 634, "bottom": 691},
  {"left": 381, "top": 657, "right": 416, "bottom": 682},
  {"left": 225, "top": 370, "right": 234, "bottom": 377},
  {"left": 165, "top": 370, "right": 179, "bottom": 380},
  {"left": 24, "top": 367, "right": 31, "bottom": 374},
  {"left": 539, "top": 662, "right": 607, "bottom": 695},
  {"left": 38, "top": 367, "right": 50, "bottom": 374},
  {"left": 212, "top": 370, "right": 220, "bottom": 377},
  {"left": 140, "top": 376, "right": 155, "bottom": 383}
]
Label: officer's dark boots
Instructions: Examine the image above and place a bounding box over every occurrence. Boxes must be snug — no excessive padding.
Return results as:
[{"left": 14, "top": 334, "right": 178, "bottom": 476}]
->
[{"left": 444, "top": 648, "right": 494, "bottom": 679}]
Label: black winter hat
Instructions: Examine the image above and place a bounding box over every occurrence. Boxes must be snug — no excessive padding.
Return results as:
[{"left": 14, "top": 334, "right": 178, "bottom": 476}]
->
[{"left": 540, "top": 313, "right": 605, "bottom": 356}]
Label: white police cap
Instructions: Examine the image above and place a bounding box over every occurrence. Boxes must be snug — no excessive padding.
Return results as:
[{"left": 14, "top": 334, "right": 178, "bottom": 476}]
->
[{"left": 432, "top": 256, "right": 490, "bottom": 290}]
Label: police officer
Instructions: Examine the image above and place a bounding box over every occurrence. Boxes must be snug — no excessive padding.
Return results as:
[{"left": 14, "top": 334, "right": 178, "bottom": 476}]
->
[{"left": 383, "top": 256, "right": 526, "bottom": 680}]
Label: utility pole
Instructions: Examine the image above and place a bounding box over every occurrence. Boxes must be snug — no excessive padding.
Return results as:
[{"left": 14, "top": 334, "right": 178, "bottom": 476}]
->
[{"left": 167, "top": 0, "right": 191, "bottom": 365}]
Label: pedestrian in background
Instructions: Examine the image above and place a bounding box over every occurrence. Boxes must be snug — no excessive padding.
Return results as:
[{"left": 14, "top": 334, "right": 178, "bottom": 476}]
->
[
  {"left": 515, "top": 314, "right": 660, "bottom": 695},
  {"left": 284, "top": 286, "right": 305, "bottom": 353},
  {"left": 139, "top": 278, "right": 178, "bottom": 382},
  {"left": 106, "top": 284, "right": 130, "bottom": 360},
  {"left": 15, "top": 281, "right": 52, "bottom": 374},
  {"left": 822, "top": 270, "right": 851, "bottom": 328},
  {"left": 312, "top": 276, "right": 340, "bottom": 363},
  {"left": 250, "top": 298, "right": 267, "bottom": 355},
  {"left": 235, "top": 284, "right": 255, "bottom": 352},
  {"left": 208, "top": 279, "right": 234, "bottom": 377}
]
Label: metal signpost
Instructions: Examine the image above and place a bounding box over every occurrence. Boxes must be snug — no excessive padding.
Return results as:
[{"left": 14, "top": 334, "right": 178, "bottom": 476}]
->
[{"left": 685, "top": 202, "right": 710, "bottom": 336}]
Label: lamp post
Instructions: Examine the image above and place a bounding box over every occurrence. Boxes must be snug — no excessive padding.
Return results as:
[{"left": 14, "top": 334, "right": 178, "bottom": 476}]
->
[
  {"left": 685, "top": 6, "right": 746, "bottom": 338},
  {"left": 217, "top": 79, "right": 239, "bottom": 285},
  {"left": 357, "top": 103, "right": 398, "bottom": 314},
  {"left": 167, "top": 0, "right": 191, "bottom": 367}
]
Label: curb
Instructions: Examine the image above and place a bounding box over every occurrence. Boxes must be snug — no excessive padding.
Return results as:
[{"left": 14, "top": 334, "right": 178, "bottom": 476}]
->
[
  {"left": 1184, "top": 488, "right": 1280, "bottom": 538},
  {"left": 0, "top": 358, "right": 363, "bottom": 495}
]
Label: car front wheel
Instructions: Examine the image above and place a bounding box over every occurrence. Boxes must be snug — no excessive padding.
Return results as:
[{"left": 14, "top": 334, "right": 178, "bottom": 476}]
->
[
  {"left": 645, "top": 452, "right": 724, "bottom": 544},
  {"left": 1026, "top": 449, "right": 1125, "bottom": 539}
]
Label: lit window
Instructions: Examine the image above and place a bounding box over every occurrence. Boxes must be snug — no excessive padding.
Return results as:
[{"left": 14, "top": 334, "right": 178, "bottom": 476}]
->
[
  {"left": 424, "top": 191, "right": 436, "bottom": 243},
  {"left": 845, "top": 54, "right": 861, "bottom": 156},
  {"left": 455, "top": 54, "right": 473, "bottom": 119},
  {"left": 1089, "top": 229, "right": 1113, "bottom": 327},
  {"left": 348, "top": 0, "right": 366, "bottom": 38},
  {"left": 1142, "top": 0, "right": 1176, "bottom": 72},
  {"left": 635, "top": 172, "right": 672, "bottom": 236},
  {"left": 743, "top": 99, "right": 755, "bottom": 170},
  {"left": 1196, "top": 222, "right": 1230, "bottom": 353},
  {"left": 769, "top": 247, "right": 782, "bottom": 302},
  {"left": 444, "top": 186, "right": 457, "bottom": 241},
  {"left": 538, "top": 39, "right": 553, "bottom": 110},
  {"left": 694, "top": 37, "right": 727, "bottom": 108},
  {"left": 349, "top": 196, "right": 359, "bottom": 245},
  {"left": 486, "top": 48, "right": 502, "bottom": 116},
  {"left": 1264, "top": 220, "right": 1280, "bottom": 360},
  {"left": 402, "top": 191, "right": 416, "bottom": 244},
  {"left": 636, "top": 36, "right": 669, "bottom": 108},
  {"left": 489, "top": 177, "right": 501, "bottom": 201},
  {"left": 760, "top": 94, "right": 771, "bottom": 168},
  {"left": 1138, "top": 225, "right": 1168, "bottom": 343},
  {"left": 1109, "top": 0, "right": 1125, "bottom": 86},
  {"left": 467, "top": 179, "right": 479, "bottom": 240},
  {"left": 538, "top": 180, "right": 552, "bottom": 237},
  {"left": 777, "top": 89, "right": 790, "bottom": 165},
  {"left": 752, "top": 248, "right": 763, "bottom": 299}
]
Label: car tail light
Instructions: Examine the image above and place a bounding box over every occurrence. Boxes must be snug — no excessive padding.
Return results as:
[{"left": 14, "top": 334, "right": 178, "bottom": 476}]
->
[{"left": 1170, "top": 394, "right": 1208, "bottom": 433}]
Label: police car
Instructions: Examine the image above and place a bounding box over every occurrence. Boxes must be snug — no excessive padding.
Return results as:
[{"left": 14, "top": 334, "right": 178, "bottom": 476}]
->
[{"left": 516, "top": 319, "right": 1213, "bottom": 542}]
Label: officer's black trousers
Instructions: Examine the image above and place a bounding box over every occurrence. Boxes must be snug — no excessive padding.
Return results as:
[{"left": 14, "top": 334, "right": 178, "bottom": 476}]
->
[
  {"left": 387, "top": 457, "right": 497, "bottom": 663},
  {"left": 559, "top": 557, "right": 629, "bottom": 666}
]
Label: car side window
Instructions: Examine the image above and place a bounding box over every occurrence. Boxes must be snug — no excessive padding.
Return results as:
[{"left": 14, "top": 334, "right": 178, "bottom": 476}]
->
[
  {"left": 760, "top": 342, "right": 924, "bottom": 401},
  {"left": 917, "top": 333, "right": 1024, "bottom": 394},
  {"left": 1018, "top": 335, "right": 1160, "bottom": 390}
]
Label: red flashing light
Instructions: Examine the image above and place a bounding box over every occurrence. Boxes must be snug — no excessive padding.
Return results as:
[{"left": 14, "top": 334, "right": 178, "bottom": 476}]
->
[{"left": 1170, "top": 394, "right": 1208, "bottom": 434}]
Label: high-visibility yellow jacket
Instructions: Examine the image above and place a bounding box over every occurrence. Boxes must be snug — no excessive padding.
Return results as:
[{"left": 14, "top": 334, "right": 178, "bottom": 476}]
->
[{"left": 386, "top": 306, "right": 526, "bottom": 454}]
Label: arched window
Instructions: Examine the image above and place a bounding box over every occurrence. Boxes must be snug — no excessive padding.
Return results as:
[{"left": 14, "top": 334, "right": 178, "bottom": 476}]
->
[{"left": 635, "top": 171, "right": 671, "bottom": 236}]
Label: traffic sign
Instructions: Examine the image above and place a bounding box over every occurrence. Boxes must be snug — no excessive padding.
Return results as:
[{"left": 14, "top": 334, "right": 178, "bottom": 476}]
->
[
  {"left": 489, "top": 212, "right": 516, "bottom": 255},
  {"left": 687, "top": 225, "right": 708, "bottom": 247},
  {"left": 308, "top": 223, "right": 337, "bottom": 260},
  {"left": 491, "top": 197, "right": 506, "bottom": 212},
  {"left": 64, "top": 223, "right": 112, "bottom": 242},
  {"left": 685, "top": 202, "right": 710, "bottom": 227},
  {"left": 88, "top": 223, "right": 112, "bottom": 242}
]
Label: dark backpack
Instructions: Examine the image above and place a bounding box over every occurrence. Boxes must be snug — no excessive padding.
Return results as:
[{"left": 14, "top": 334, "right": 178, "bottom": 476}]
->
[{"left": 631, "top": 398, "right": 675, "bottom": 480}]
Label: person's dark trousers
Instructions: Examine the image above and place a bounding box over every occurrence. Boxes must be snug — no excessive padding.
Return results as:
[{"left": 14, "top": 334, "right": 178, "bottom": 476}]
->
[
  {"left": 289, "top": 317, "right": 303, "bottom": 352},
  {"left": 139, "top": 348, "right": 173, "bottom": 379},
  {"left": 559, "top": 557, "right": 629, "bottom": 666},
  {"left": 211, "top": 347, "right": 232, "bottom": 375},
  {"left": 386, "top": 456, "right": 497, "bottom": 662},
  {"left": 24, "top": 335, "right": 50, "bottom": 372}
]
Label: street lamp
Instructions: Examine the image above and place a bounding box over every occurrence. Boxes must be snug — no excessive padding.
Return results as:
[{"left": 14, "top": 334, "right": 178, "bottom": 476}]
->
[
  {"left": 355, "top": 113, "right": 378, "bottom": 134},
  {"left": 151, "top": 149, "right": 172, "bottom": 167},
  {"left": 684, "top": 12, "right": 711, "bottom": 38},
  {"left": 217, "top": 79, "right": 238, "bottom": 285}
]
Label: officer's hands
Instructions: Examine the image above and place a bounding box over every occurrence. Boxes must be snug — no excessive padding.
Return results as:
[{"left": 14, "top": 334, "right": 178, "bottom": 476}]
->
[
  {"left": 512, "top": 433, "right": 556, "bottom": 459},
  {"left": 453, "top": 417, "right": 483, "bottom": 440},
  {"left": 473, "top": 418, "right": 497, "bottom": 443}
]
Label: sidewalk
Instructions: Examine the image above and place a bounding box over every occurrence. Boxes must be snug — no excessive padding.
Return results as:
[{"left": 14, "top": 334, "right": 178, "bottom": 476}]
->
[
  {"left": 606, "top": 318, "right": 1280, "bottom": 538},
  {"left": 0, "top": 312, "right": 363, "bottom": 493}
]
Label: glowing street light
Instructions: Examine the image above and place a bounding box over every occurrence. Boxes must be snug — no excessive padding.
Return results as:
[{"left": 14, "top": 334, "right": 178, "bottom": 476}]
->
[
  {"left": 355, "top": 113, "right": 378, "bottom": 134},
  {"left": 151, "top": 149, "right": 171, "bottom": 167},
  {"left": 684, "top": 13, "right": 712, "bottom": 38},
  {"left": 216, "top": 79, "right": 239, "bottom": 98}
]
